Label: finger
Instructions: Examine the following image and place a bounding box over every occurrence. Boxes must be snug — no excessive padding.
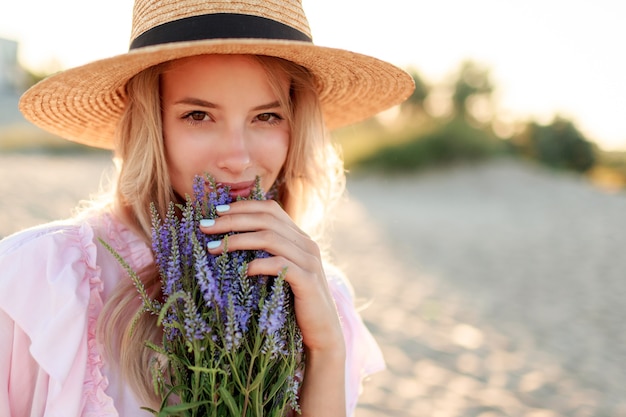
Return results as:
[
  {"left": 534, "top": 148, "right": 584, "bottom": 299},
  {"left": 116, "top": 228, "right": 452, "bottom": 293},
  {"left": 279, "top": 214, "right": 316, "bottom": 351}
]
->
[
  {"left": 209, "top": 200, "right": 307, "bottom": 237},
  {"left": 206, "top": 230, "right": 321, "bottom": 272},
  {"left": 203, "top": 210, "right": 281, "bottom": 234},
  {"left": 215, "top": 199, "right": 289, "bottom": 219},
  {"left": 246, "top": 254, "right": 319, "bottom": 283},
  {"left": 200, "top": 202, "right": 313, "bottom": 254}
]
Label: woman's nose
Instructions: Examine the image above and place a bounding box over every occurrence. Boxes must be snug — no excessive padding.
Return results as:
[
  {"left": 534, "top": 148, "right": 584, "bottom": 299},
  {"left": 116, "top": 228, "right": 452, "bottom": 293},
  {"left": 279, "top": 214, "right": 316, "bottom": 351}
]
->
[{"left": 216, "top": 125, "right": 252, "bottom": 174}]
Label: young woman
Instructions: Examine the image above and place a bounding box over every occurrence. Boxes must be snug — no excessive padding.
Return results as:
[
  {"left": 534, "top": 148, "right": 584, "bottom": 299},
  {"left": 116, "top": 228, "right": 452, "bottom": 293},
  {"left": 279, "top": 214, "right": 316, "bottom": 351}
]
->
[{"left": 0, "top": 1, "right": 414, "bottom": 416}]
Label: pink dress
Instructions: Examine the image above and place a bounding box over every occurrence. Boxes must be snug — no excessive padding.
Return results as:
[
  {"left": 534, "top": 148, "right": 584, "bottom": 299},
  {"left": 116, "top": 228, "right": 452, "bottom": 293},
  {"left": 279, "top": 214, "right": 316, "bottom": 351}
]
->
[{"left": 0, "top": 211, "right": 384, "bottom": 417}]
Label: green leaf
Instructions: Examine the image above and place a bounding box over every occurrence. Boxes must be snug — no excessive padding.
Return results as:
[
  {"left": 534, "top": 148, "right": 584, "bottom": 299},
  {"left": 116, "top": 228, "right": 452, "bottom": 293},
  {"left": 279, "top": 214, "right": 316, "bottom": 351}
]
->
[
  {"left": 248, "top": 369, "right": 264, "bottom": 392},
  {"left": 97, "top": 237, "right": 159, "bottom": 314},
  {"left": 265, "top": 367, "right": 290, "bottom": 405},
  {"left": 145, "top": 340, "right": 168, "bottom": 356},
  {"left": 140, "top": 406, "right": 158, "bottom": 415},
  {"left": 157, "top": 399, "right": 212, "bottom": 416},
  {"left": 187, "top": 365, "right": 227, "bottom": 378},
  {"left": 218, "top": 385, "right": 241, "bottom": 416}
]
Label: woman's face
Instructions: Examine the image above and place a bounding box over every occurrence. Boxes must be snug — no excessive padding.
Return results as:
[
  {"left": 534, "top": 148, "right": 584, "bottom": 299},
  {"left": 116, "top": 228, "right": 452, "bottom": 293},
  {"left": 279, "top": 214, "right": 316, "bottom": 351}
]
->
[{"left": 161, "top": 55, "right": 290, "bottom": 199}]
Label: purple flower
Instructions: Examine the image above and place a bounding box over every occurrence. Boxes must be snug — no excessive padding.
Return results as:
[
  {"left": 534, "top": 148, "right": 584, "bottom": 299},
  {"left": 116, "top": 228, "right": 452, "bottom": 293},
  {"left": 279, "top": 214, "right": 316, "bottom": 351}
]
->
[
  {"left": 162, "top": 311, "right": 182, "bottom": 342},
  {"left": 192, "top": 175, "right": 206, "bottom": 205},
  {"left": 182, "top": 293, "right": 210, "bottom": 341},
  {"left": 234, "top": 262, "right": 259, "bottom": 333},
  {"left": 151, "top": 203, "right": 172, "bottom": 273},
  {"left": 177, "top": 198, "right": 195, "bottom": 263},
  {"left": 193, "top": 233, "right": 219, "bottom": 310},
  {"left": 259, "top": 272, "right": 288, "bottom": 358},
  {"left": 223, "top": 294, "right": 243, "bottom": 351},
  {"left": 163, "top": 224, "right": 183, "bottom": 296}
]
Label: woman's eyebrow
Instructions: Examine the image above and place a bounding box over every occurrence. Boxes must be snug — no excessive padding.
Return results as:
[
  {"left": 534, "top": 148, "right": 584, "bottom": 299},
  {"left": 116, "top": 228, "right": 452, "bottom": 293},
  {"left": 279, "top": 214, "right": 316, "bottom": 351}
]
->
[
  {"left": 174, "top": 97, "right": 217, "bottom": 108},
  {"left": 252, "top": 101, "right": 281, "bottom": 111}
]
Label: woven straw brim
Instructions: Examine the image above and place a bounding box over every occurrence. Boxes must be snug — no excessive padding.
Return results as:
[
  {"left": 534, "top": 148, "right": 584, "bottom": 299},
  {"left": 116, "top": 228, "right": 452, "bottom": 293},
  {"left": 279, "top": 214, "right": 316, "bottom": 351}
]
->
[{"left": 19, "top": 39, "right": 415, "bottom": 149}]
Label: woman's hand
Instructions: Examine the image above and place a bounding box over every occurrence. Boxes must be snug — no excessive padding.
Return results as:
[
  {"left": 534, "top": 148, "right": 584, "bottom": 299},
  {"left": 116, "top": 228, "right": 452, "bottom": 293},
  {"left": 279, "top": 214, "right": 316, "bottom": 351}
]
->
[
  {"left": 201, "top": 199, "right": 343, "bottom": 353},
  {"left": 200, "top": 199, "right": 347, "bottom": 416}
]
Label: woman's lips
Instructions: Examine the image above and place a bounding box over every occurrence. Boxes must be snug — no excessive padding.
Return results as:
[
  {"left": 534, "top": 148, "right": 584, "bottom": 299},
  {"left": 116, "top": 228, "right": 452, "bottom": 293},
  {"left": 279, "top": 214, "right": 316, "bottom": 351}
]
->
[{"left": 218, "top": 180, "right": 257, "bottom": 199}]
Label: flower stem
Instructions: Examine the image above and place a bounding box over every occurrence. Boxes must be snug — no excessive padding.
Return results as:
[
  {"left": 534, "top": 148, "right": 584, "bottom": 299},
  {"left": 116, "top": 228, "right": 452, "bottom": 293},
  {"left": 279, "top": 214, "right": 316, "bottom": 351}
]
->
[
  {"left": 241, "top": 350, "right": 258, "bottom": 416},
  {"left": 192, "top": 341, "right": 201, "bottom": 416}
]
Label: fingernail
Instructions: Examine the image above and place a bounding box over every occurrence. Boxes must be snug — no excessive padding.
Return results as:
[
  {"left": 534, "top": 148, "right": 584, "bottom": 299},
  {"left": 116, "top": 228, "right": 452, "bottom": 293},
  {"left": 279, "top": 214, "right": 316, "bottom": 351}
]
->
[
  {"left": 207, "top": 240, "right": 221, "bottom": 250},
  {"left": 216, "top": 204, "right": 230, "bottom": 213},
  {"left": 200, "top": 219, "right": 215, "bottom": 227}
]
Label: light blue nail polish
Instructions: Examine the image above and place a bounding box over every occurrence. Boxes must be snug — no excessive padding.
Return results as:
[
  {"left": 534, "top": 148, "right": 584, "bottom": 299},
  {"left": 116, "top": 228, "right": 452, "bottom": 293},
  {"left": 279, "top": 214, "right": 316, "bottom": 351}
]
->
[
  {"left": 200, "top": 219, "right": 215, "bottom": 227},
  {"left": 207, "top": 240, "right": 221, "bottom": 249},
  {"left": 216, "top": 204, "right": 230, "bottom": 213}
]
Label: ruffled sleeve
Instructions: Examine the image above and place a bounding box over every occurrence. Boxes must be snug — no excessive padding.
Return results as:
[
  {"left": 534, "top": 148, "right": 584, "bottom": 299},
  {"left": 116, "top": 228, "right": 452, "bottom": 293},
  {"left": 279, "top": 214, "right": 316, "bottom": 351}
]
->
[
  {"left": 0, "top": 220, "right": 111, "bottom": 417},
  {"left": 324, "top": 263, "right": 385, "bottom": 416}
]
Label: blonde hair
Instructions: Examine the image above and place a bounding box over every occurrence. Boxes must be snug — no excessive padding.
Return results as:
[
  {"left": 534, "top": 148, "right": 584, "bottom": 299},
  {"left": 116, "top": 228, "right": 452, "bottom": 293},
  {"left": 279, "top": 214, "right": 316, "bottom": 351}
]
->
[{"left": 98, "top": 54, "right": 345, "bottom": 406}]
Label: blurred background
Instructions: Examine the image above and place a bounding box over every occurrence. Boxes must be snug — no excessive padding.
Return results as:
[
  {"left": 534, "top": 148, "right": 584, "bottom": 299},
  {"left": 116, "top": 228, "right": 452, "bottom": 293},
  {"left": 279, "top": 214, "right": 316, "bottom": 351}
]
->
[{"left": 2, "top": 1, "right": 626, "bottom": 416}]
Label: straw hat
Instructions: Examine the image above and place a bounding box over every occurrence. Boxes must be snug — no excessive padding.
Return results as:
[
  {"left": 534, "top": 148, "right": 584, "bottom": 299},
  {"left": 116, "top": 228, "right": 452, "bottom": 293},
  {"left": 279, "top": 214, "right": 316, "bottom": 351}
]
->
[{"left": 19, "top": 0, "right": 415, "bottom": 150}]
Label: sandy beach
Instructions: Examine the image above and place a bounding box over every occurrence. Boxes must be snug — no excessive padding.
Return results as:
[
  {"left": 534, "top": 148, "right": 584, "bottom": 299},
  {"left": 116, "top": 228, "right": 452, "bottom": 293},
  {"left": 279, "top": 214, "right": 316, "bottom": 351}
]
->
[{"left": 1, "top": 153, "right": 625, "bottom": 416}]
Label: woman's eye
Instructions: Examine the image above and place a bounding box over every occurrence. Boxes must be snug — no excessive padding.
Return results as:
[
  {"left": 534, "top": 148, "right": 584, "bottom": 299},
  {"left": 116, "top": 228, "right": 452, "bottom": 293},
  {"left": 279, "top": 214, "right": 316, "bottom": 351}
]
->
[
  {"left": 255, "top": 113, "right": 283, "bottom": 124},
  {"left": 183, "top": 111, "right": 210, "bottom": 124}
]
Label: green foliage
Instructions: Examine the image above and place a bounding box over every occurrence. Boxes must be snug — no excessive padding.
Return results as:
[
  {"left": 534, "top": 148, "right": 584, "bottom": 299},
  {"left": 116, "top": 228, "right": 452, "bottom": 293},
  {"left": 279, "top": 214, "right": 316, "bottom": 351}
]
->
[
  {"left": 350, "top": 117, "right": 509, "bottom": 173},
  {"left": 510, "top": 117, "right": 596, "bottom": 173}
]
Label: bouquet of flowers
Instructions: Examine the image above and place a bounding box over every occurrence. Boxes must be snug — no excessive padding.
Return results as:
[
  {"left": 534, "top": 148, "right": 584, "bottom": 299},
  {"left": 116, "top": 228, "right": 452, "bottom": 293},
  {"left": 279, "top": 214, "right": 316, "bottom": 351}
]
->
[{"left": 102, "top": 174, "right": 304, "bottom": 417}]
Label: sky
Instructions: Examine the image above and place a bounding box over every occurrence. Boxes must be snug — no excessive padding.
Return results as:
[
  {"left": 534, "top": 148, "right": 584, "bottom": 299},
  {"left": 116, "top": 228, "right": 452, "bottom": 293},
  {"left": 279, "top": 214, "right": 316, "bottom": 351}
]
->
[{"left": 1, "top": 0, "right": 625, "bottom": 150}]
